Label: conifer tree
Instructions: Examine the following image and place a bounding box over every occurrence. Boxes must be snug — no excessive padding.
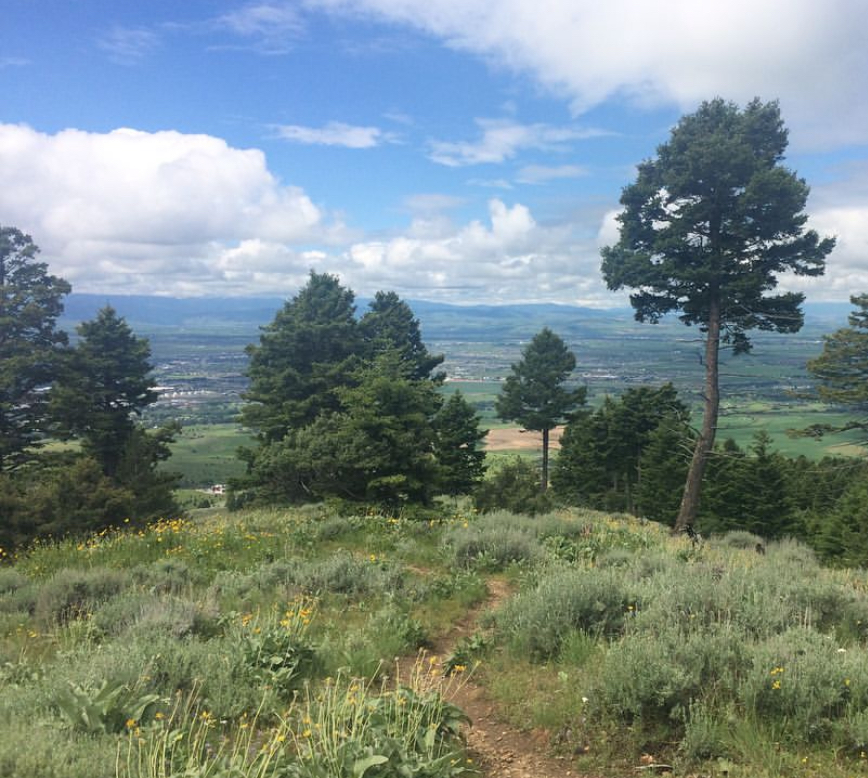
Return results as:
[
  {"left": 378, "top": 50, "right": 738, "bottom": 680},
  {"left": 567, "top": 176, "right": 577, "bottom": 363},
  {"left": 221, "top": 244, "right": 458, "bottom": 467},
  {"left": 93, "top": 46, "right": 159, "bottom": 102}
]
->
[
  {"left": 241, "top": 271, "right": 361, "bottom": 442},
  {"left": 0, "top": 226, "right": 71, "bottom": 470},
  {"left": 51, "top": 306, "right": 157, "bottom": 476},
  {"left": 602, "top": 98, "right": 834, "bottom": 532},
  {"left": 806, "top": 293, "right": 868, "bottom": 443},
  {"left": 360, "top": 291, "right": 445, "bottom": 381},
  {"left": 433, "top": 391, "right": 487, "bottom": 495},
  {"left": 495, "top": 328, "right": 584, "bottom": 492}
]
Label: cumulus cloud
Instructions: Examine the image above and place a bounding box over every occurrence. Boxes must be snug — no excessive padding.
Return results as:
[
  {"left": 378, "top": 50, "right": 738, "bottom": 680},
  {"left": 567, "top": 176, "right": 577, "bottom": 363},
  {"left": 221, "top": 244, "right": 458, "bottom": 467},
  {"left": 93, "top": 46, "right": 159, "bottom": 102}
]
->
[
  {"left": 781, "top": 164, "right": 868, "bottom": 300},
  {"left": 341, "top": 198, "right": 613, "bottom": 305},
  {"left": 0, "top": 123, "right": 340, "bottom": 296},
  {"left": 429, "top": 118, "right": 605, "bottom": 166},
  {"left": 309, "top": 0, "right": 868, "bottom": 150},
  {"left": 275, "top": 121, "right": 397, "bottom": 148}
]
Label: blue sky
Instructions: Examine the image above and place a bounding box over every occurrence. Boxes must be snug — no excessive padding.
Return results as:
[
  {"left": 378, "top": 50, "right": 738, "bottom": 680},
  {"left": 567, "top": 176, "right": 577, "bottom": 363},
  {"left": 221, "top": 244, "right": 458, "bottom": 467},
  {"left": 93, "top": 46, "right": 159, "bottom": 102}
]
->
[{"left": 2, "top": 0, "right": 867, "bottom": 305}]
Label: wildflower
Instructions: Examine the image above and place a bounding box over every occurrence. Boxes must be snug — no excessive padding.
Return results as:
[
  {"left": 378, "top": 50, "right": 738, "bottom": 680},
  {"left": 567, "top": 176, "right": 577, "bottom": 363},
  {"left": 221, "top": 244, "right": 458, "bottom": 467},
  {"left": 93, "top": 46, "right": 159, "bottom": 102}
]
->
[
  {"left": 771, "top": 680, "right": 781, "bottom": 690},
  {"left": 126, "top": 718, "right": 137, "bottom": 729}
]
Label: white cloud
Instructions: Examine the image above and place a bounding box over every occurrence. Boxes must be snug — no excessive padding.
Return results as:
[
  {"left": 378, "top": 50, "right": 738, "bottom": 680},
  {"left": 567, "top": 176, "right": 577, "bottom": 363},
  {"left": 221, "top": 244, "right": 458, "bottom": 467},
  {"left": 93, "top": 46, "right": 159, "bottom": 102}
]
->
[
  {"left": 0, "top": 57, "right": 30, "bottom": 68},
  {"left": 402, "top": 193, "right": 466, "bottom": 214},
  {"left": 98, "top": 26, "right": 160, "bottom": 64},
  {"left": 467, "top": 178, "right": 513, "bottom": 190},
  {"left": 341, "top": 198, "right": 613, "bottom": 305},
  {"left": 429, "top": 118, "right": 604, "bottom": 166},
  {"left": 515, "top": 164, "right": 587, "bottom": 184},
  {"left": 786, "top": 169, "right": 868, "bottom": 300},
  {"left": 0, "top": 123, "right": 339, "bottom": 296},
  {"left": 215, "top": 3, "right": 304, "bottom": 53},
  {"left": 275, "top": 121, "right": 397, "bottom": 148},
  {"left": 308, "top": 0, "right": 868, "bottom": 150}
]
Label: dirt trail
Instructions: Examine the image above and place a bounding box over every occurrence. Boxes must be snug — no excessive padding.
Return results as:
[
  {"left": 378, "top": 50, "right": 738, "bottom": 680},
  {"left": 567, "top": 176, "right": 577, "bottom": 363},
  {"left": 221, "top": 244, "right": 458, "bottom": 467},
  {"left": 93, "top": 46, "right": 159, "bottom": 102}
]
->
[{"left": 398, "top": 578, "right": 599, "bottom": 778}]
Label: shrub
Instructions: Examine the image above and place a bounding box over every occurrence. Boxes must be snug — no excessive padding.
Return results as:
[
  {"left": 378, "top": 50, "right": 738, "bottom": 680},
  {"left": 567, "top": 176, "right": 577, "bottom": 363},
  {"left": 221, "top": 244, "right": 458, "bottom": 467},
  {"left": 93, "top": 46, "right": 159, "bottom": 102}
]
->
[
  {"left": 34, "top": 567, "right": 129, "bottom": 627},
  {"left": 446, "top": 524, "right": 542, "bottom": 571},
  {"left": 0, "top": 719, "right": 117, "bottom": 778},
  {"left": 716, "top": 530, "right": 766, "bottom": 550},
  {"left": 473, "top": 457, "right": 553, "bottom": 515},
  {"left": 595, "top": 626, "right": 746, "bottom": 731},
  {"left": 738, "top": 628, "right": 863, "bottom": 743},
  {"left": 496, "top": 566, "right": 631, "bottom": 659},
  {"left": 130, "top": 558, "right": 194, "bottom": 594},
  {"left": 91, "top": 592, "right": 215, "bottom": 639}
]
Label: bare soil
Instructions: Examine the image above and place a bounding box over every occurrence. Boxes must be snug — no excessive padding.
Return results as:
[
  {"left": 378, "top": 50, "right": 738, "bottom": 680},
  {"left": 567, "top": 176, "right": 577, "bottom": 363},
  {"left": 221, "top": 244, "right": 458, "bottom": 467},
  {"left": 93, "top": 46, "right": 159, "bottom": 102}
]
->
[
  {"left": 397, "top": 578, "right": 604, "bottom": 778},
  {"left": 484, "top": 427, "right": 565, "bottom": 452}
]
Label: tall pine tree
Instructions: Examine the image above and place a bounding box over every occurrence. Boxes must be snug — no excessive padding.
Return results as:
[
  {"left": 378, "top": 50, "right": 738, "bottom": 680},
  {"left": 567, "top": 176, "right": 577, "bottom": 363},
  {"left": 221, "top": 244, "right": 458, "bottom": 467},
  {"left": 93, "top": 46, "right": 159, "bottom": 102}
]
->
[{"left": 602, "top": 98, "right": 833, "bottom": 532}]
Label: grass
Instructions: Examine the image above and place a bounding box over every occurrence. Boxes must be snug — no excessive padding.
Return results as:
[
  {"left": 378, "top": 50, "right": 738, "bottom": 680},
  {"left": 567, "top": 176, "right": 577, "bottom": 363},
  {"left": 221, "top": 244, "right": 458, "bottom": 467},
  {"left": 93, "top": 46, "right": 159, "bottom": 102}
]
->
[{"left": 5, "top": 504, "right": 868, "bottom": 776}]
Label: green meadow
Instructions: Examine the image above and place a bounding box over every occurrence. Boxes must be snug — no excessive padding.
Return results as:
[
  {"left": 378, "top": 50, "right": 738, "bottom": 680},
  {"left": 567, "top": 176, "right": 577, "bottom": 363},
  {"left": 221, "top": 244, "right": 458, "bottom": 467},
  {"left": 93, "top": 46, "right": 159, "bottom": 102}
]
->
[{"left": 4, "top": 504, "right": 868, "bottom": 777}]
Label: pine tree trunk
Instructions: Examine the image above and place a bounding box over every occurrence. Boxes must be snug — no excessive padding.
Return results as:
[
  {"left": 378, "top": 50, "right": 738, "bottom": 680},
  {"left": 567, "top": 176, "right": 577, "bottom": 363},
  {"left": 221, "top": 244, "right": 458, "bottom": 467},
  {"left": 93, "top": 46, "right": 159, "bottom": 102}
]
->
[
  {"left": 674, "top": 296, "right": 721, "bottom": 533},
  {"left": 541, "top": 427, "right": 550, "bottom": 493}
]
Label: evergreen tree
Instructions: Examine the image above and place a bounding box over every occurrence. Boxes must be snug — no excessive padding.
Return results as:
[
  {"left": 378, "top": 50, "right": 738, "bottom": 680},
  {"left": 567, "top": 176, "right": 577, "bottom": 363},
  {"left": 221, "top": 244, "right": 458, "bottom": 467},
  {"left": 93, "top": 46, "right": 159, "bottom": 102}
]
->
[
  {"left": 473, "top": 456, "right": 553, "bottom": 516},
  {"left": 552, "top": 383, "right": 689, "bottom": 513},
  {"left": 433, "top": 391, "right": 487, "bottom": 495},
  {"left": 635, "top": 413, "right": 694, "bottom": 524},
  {"left": 550, "top": 407, "right": 610, "bottom": 506},
  {"left": 51, "top": 306, "right": 157, "bottom": 476},
  {"left": 495, "top": 328, "right": 584, "bottom": 492},
  {"left": 602, "top": 98, "right": 834, "bottom": 532},
  {"left": 0, "top": 226, "right": 71, "bottom": 470},
  {"left": 243, "top": 352, "right": 442, "bottom": 508},
  {"left": 738, "top": 431, "right": 798, "bottom": 539},
  {"left": 241, "top": 271, "right": 361, "bottom": 442},
  {"left": 805, "top": 293, "right": 868, "bottom": 443},
  {"left": 811, "top": 477, "right": 868, "bottom": 567},
  {"left": 360, "top": 291, "right": 445, "bottom": 381}
]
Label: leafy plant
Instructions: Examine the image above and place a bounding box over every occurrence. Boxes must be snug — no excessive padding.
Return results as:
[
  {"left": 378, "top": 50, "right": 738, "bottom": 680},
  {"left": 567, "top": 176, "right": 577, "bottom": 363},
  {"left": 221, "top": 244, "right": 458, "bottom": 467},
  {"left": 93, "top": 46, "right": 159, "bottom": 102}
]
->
[{"left": 54, "top": 678, "right": 160, "bottom": 734}]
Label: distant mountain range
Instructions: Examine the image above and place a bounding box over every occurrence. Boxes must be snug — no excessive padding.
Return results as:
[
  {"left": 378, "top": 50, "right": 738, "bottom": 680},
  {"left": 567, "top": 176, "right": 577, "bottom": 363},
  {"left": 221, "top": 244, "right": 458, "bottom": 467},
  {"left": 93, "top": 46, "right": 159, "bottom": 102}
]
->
[{"left": 60, "top": 293, "right": 853, "bottom": 342}]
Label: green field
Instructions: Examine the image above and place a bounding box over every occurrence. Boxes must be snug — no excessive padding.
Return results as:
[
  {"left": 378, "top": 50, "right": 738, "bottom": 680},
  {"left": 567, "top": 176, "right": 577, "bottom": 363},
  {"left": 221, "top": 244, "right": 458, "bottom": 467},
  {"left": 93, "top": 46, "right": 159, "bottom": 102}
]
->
[{"left": 164, "top": 424, "right": 255, "bottom": 488}]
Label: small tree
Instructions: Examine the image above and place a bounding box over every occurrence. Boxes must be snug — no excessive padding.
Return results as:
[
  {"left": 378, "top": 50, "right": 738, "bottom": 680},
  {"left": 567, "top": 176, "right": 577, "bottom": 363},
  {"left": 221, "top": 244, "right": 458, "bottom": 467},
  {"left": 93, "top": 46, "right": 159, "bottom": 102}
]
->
[
  {"left": 805, "top": 293, "right": 868, "bottom": 443},
  {"left": 0, "top": 226, "right": 71, "bottom": 470},
  {"left": 495, "top": 328, "right": 585, "bottom": 492},
  {"left": 553, "top": 383, "right": 689, "bottom": 514},
  {"left": 433, "top": 391, "right": 487, "bottom": 495},
  {"left": 51, "top": 306, "right": 157, "bottom": 476},
  {"left": 602, "top": 98, "right": 834, "bottom": 532}
]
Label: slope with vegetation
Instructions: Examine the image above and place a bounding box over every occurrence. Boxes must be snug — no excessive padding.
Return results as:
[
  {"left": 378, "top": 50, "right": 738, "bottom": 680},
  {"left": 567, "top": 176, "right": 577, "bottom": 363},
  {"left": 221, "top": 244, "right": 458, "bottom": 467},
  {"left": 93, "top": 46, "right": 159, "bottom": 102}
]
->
[{"left": 3, "top": 503, "right": 868, "bottom": 777}]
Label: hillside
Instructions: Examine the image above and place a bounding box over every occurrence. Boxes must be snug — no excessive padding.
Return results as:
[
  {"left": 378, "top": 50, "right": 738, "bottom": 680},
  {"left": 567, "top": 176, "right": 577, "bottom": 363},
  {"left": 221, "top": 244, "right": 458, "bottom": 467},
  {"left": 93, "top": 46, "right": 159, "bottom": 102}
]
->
[{"left": 2, "top": 504, "right": 868, "bottom": 777}]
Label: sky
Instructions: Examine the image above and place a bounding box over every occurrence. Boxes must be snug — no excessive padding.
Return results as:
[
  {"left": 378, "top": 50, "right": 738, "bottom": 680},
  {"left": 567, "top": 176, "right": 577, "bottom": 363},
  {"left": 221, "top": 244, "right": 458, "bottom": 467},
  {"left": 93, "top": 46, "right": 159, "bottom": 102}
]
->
[{"left": 2, "top": 0, "right": 868, "bottom": 307}]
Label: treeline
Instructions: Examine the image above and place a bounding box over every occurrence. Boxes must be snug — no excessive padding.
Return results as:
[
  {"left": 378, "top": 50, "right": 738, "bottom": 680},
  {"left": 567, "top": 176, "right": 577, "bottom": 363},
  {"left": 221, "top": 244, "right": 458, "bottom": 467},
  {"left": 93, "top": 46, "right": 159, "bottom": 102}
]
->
[
  {"left": 4, "top": 221, "right": 868, "bottom": 570},
  {"left": 0, "top": 227, "right": 177, "bottom": 551},
  {"left": 549, "top": 386, "right": 868, "bottom": 563}
]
